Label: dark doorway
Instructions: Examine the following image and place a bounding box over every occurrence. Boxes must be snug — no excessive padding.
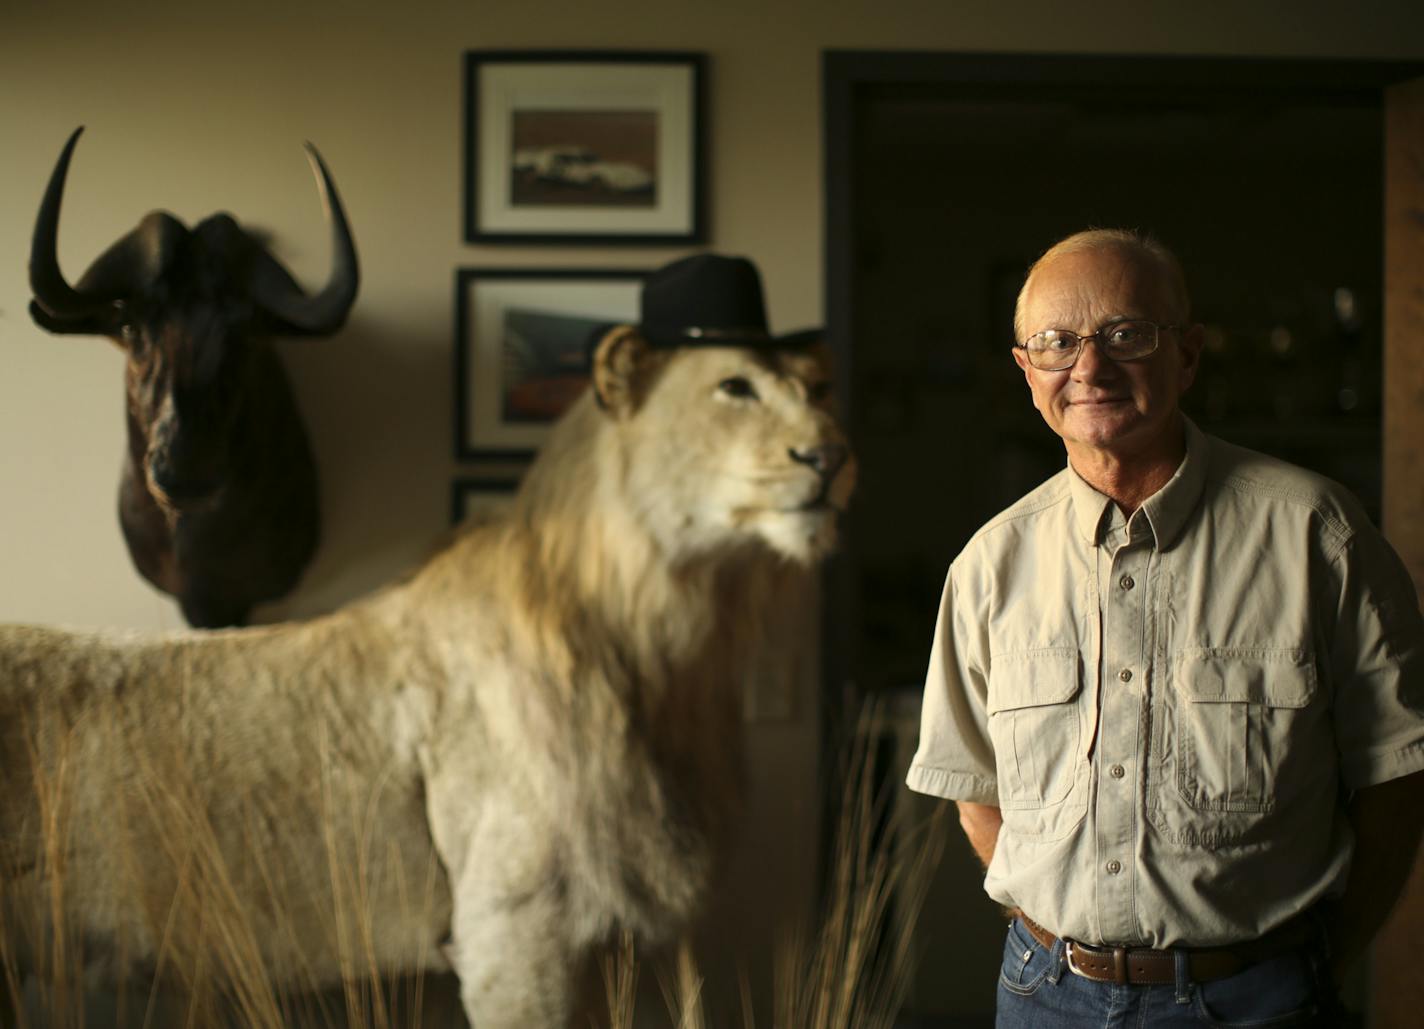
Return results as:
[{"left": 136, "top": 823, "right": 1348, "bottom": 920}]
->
[{"left": 821, "top": 52, "right": 1422, "bottom": 1026}]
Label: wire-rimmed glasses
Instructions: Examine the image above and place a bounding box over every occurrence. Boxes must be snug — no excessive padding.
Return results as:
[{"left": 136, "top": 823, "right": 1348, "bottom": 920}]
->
[{"left": 1016, "top": 320, "right": 1184, "bottom": 372}]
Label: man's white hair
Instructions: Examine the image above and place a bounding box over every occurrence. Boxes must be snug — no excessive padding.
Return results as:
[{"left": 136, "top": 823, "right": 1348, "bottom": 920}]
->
[{"left": 1013, "top": 228, "right": 1191, "bottom": 342}]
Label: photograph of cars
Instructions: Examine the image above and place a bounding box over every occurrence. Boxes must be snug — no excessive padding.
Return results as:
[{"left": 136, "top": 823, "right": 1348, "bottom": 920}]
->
[
  {"left": 509, "top": 109, "right": 658, "bottom": 206},
  {"left": 499, "top": 305, "right": 607, "bottom": 422}
]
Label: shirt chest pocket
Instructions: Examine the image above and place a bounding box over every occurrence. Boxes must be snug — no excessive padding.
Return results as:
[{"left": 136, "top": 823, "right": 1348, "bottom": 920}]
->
[
  {"left": 987, "top": 648, "right": 1084, "bottom": 809},
  {"left": 1173, "top": 648, "right": 1318, "bottom": 813}
]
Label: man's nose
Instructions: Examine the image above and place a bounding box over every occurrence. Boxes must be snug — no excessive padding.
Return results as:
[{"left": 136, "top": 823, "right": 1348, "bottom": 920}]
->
[{"left": 1071, "top": 336, "right": 1116, "bottom": 380}]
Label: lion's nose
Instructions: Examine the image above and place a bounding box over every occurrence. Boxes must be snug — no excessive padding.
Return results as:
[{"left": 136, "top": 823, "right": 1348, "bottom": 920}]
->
[{"left": 789, "top": 444, "right": 849, "bottom": 481}]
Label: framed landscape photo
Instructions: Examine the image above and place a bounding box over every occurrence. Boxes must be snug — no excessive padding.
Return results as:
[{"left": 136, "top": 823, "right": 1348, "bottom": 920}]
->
[
  {"left": 463, "top": 51, "right": 706, "bottom": 244},
  {"left": 454, "top": 267, "right": 647, "bottom": 460},
  {"left": 450, "top": 477, "right": 519, "bottom": 527}
]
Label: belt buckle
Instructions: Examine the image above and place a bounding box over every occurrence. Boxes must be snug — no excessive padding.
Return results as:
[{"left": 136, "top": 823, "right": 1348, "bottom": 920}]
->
[
  {"left": 1064, "top": 940, "right": 1086, "bottom": 978},
  {"left": 1065, "top": 940, "right": 1131, "bottom": 984}
]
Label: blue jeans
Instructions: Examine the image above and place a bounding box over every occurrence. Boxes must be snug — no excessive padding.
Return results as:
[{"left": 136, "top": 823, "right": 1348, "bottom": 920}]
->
[{"left": 996, "top": 918, "right": 1338, "bottom": 1027}]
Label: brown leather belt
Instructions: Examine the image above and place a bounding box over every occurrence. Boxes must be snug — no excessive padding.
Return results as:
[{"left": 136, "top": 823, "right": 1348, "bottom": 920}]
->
[{"left": 1019, "top": 914, "right": 1318, "bottom": 986}]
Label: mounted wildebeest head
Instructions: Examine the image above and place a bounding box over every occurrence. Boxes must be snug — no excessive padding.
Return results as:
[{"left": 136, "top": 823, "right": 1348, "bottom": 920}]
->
[{"left": 28, "top": 126, "right": 359, "bottom": 629}]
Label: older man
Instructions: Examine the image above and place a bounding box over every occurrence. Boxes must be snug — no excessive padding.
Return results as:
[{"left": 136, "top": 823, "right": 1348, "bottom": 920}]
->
[{"left": 907, "top": 229, "right": 1424, "bottom": 1026}]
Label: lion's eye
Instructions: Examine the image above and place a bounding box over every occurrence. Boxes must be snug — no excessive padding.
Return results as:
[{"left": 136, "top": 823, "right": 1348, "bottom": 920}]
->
[{"left": 718, "top": 377, "right": 759, "bottom": 400}]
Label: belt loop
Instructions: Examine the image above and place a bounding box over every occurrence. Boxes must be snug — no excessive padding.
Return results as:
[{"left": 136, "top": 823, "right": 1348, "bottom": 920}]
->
[
  {"left": 1047, "top": 937, "right": 1065, "bottom": 985},
  {"left": 1112, "top": 947, "right": 1128, "bottom": 984},
  {"left": 1173, "top": 949, "right": 1191, "bottom": 1005}
]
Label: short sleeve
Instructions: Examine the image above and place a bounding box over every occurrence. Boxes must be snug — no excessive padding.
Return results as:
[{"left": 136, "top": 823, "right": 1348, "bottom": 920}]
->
[
  {"left": 905, "top": 565, "right": 998, "bottom": 803},
  {"left": 1328, "top": 526, "right": 1424, "bottom": 790}
]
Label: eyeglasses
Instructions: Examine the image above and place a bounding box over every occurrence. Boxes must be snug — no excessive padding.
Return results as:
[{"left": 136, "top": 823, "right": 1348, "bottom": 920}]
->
[{"left": 1016, "top": 320, "right": 1183, "bottom": 372}]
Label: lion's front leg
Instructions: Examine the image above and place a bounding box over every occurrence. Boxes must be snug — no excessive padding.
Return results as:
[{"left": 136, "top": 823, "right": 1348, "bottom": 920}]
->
[{"left": 447, "top": 860, "right": 579, "bottom": 1029}]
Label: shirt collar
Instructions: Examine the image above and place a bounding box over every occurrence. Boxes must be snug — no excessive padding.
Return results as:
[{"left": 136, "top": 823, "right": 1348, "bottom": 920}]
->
[
  {"left": 1067, "top": 461, "right": 1116, "bottom": 545},
  {"left": 1066, "top": 415, "right": 1209, "bottom": 549}
]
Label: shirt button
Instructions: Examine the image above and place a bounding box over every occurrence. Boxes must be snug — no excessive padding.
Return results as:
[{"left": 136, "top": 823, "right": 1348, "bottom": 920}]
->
[
  {"left": 1107, "top": 860, "right": 1122, "bottom": 875},
  {"left": 1120, "top": 575, "right": 1135, "bottom": 591},
  {"left": 1110, "top": 764, "right": 1125, "bottom": 779},
  {"left": 1118, "top": 668, "right": 1133, "bottom": 683}
]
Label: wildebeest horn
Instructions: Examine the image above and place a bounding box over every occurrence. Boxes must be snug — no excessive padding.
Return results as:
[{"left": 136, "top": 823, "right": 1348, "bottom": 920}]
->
[
  {"left": 252, "top": 143, "right": 360, "bottom": 335},
  {"left": 29, "top": 126, "right": 115, "bottom": 324}
]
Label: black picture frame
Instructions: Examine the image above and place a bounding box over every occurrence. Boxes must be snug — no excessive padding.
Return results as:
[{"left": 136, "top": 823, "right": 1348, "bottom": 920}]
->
[
  {"left": 463, "top": 50, "right": 707, "bottom": 245},
  {"left": 450, "top": 476, "right": 520, "bottom": 527},
  {"left": 453, "top": 267, "right": 649, "bottom": 461}
]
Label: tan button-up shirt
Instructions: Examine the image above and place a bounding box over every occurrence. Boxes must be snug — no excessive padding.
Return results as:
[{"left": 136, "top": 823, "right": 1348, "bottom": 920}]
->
[{"left": 906, "top": 418, "right": 1424, "bottom": 948}]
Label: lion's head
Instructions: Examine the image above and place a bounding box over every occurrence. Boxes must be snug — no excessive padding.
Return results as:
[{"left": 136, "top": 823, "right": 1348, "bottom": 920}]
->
[{"left": 575, "top": 327, "right": 857, "bottom": 566}]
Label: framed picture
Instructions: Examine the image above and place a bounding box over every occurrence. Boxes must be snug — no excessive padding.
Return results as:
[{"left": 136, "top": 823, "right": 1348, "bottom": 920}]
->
[
  {"left": 450, "top": 477, "right": 519, "bottom": 527},
  {"left": 463, "top": 50, "right": 706, "bottom": 244},
  {"left": 454, "top": 267, "right": 648, "bottom": 460}
]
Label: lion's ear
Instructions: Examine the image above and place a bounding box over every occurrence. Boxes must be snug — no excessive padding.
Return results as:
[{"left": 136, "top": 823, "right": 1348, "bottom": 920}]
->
[{"left": 592, "top": 326, "right": 655, "bottom": 418}]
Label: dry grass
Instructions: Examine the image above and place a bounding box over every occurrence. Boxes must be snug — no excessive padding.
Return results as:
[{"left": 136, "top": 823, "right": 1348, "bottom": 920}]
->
[
  {"left": 771, "top": 706, "right": 948, "bottom": 1029},
  {"left": 1, "top": 712, "right": 452, "bottom": 1029},
  {"left": 2, "top": 702, "right": 943, "bottom": 1029},
  {"left": 599, "top": 700, "right": 948, "bottom": 1029}
]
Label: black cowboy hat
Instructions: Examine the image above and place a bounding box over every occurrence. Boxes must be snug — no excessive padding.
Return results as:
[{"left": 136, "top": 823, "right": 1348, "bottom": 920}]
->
[{"left": 637, "top": 253, "right": 820, "bottom": 349}]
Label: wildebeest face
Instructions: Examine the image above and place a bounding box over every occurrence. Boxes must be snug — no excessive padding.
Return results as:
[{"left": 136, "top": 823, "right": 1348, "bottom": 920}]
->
[
  {"left": 112, "top": 216, "right": 266, "bottom": 509},
  {"left": 126, "top": 318, "right": 242, "bottom": 509}
]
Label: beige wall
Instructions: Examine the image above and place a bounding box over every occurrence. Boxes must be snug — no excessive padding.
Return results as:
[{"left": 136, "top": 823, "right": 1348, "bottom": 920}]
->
[{"left": 3, "top": 0, "right": 1422, "bottom": 1019}]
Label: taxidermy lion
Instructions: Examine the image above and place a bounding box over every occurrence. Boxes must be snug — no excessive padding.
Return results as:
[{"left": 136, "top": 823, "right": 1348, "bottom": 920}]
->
[{"left": 0, "top": 326, "right": 856, "bottom": 1028}]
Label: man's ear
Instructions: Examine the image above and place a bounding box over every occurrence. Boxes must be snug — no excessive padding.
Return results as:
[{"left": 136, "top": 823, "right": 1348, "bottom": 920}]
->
[
  {"left": 1011, "top": 345, "right": 1033, "bottom": 383},
  {"left": 592, "top": 326, "right": 654, "bottom": 418}
]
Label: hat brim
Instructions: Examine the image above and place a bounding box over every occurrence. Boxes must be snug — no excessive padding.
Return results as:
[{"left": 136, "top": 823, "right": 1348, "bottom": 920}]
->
[{"left": 774, "top": 327, "right": 824, "bottom": 348}]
